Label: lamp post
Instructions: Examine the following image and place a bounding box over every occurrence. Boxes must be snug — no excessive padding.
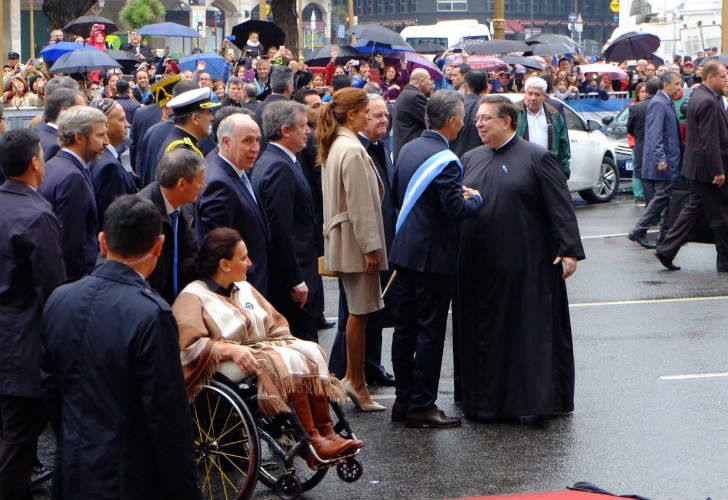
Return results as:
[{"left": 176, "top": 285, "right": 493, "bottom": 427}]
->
[
  {"left": 260, "top": 0, "right": 266, "bottom": 20},
  {"left": 723, "top": 0, "right": 728, "bottom": 53},
  {"left": 493, "top": 0, "right": 505, "bottom": 39},
  {"left": 310, "top": 11, "right": 316, "bottom": 52}
]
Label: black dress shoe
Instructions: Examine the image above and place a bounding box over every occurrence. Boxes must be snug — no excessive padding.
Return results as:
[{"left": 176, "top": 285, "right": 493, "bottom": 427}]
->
[
  {"left": 405, "top": 407, "right": 461, "bottom": 428},
  {"left": 519, "top": 415, "right": 545, "bottom": 429},
  {"left": 317, "top": 318, "right": 336, "bottom": 330},
  {"left": 391, "top": 401, "right": 407, "bottom": 422},
  {"left": 366, "top": 370, "right": 396, "bottom": 387},
  {"left": 655, "top": 251, "right": 681, "bottom": 271},
  {"left": 627, "top": 230, "right": 656, "bottom": 249},
  {"left": 31, "top": 462, "right": 52, "bottom": 486}
]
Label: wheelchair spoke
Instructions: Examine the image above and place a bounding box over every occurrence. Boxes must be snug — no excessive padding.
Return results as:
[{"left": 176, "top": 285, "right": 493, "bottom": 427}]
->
[
  {"left": 216, "top": 449, "right": 250, "bottom": 478},
  {"left": 219, "top": 438, "right": 247, "bottom": 448},
  {"left": 208, "top": 452, "right": 239, "bottom": 494},
  {"left": 203, "top": 453, "right": 213, "bottom": 500},
  {"left": 211, "top": 450, "right": 250, "bottom": 461},
  {"left": 215, "top": 405, "right": 235, "bottom": 443},
  {"left": 205, "top": 392, "right": 221, "bottom": 441},
  {"left": 213, "top": 417, "right": 243, "bottom": 443},
  {"left": 192, "top": 401, "right": 211, "bottom": 443}
]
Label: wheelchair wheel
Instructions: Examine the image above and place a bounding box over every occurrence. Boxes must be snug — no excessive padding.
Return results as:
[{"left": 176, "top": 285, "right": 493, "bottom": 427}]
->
[
  {"left": 257, "top": 425, "right": 327, "bottom": 495},
  {"left": 192, "top": 380, "right": 260, "bottom": 500}
]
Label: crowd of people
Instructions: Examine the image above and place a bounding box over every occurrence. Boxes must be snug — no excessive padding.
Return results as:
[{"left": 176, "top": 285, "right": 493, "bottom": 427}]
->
[{"left": 1, "top": 22, "right": 728, "bottom": 500}]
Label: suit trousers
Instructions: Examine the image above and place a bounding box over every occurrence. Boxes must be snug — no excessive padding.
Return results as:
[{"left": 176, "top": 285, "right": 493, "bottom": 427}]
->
[
  {"left": 270, "top": 289, "right": 319, "bottom": 343},
  {"left": 635, "top": 180, "right": 673, "bottom": 237},
  {"left": 329, "top": 279, "right": 388, "bottom": 379},
  {"left": 698, "top": 183, "right": 728, "bottom": 270},
  {"left": 657, "top": 186, "right": 704, "bottom": 261},
  {"left": 0, "top": 396, "right": 46, "bottom": 500},
  {"left": 390, "top": 268, "right": 454, "bottom": 413}
]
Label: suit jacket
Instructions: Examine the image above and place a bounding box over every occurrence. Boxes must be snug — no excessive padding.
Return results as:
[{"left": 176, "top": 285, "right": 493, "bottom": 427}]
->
[
  {"left": 627, "top": 96, "right": 653, "bottom": 176},
  {"left": 121, "top": 42, "right": 154, "bottom": 61},
  {"left": 359, "top": 133, "right": 396, "bottom": 251},
  {"left": 35, "top": 121, "right": 61, "bottom": 162},
  {"left": 0, "top": 180, "right": 66, "bottom": 398},
  {"left": 198, "top": 154, "right": 270, "bottom": 296},
  {"left": 129, "top": 104, "right": 163, "bottom": 172},
  {"left": 39, "top": 150, "right": 99, "bottom": 281},
  {"left": 91, "top": 147, "right": 139, "bottom": 228},
  {"left": 682, "top": 83, "right": 728, "bottom": 183},
  {"left": 251, "top": 143, "right": 320, "bottom": 311},
  {"left": 450, "top": 93, "right": 484, "bottom": 158},
  {"left": 297, "top": 133, "right": 323, "bottom": 255},
  {"left": 138, "top": 182, "right": 198, "bottom": 305},
  {"left": 137, "top": 120, "right": 175, "bottom": 187},
  {"left": 392, "top": 84, "right": 427, "bottom": 164},
  {"left": 41, "top": 261, "right": 199, "bottom": 500},
  {"left": 113, "top": 94, "right": 141, "bottom": 125},
  {"left": 642, "top": 90, "right": 682, "bottom": 182},
  {"left": 390, "top": 130, "right": 481, "bottom": 275},
  {"left": 322, "top": 126, "right": 387, "bottom": 273}
]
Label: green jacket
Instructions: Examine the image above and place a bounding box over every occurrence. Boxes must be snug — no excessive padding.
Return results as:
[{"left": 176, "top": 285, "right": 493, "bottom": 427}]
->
[{"left": 516, "top": 102, "right": 571, "bottom": 179}]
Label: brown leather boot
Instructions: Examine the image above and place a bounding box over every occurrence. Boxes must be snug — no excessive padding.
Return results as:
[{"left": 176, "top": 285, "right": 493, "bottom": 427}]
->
[
  {"left": 309, "top": 396, "right": 363, "bottom": 452},
  {"left": 289, "top": 392, "right": 355, "bottom": 460}
]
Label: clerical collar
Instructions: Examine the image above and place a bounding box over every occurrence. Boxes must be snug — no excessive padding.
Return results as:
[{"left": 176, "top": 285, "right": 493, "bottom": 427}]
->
[
  {"left": 203, "top": 277, "right": 238, "bottom": 297},
  {"left": 219, "top": 153, "right": 248, "bottom": 179},
  {"left": 269, "top": 142, "right": 297, "bottom": 163},
  {"left": 494, "top": 132, "right": 517, "bottom": 151},
  {"left": 429, "top": 129, "right": 449, "bottom": 146},
  {"left": 358, "top": 132, "right": 379, "bottom": 146},
  {"left": 105, "top": 144, "right": 119, "bottom": 159},
  {"left": 160, "top": 188, "right": 177, "bottom": 216},
  {"left": 61, "top": 148, "right": 89, "bottom": 170}
]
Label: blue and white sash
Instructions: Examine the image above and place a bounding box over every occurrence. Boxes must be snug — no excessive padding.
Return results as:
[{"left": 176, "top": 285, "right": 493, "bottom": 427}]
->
[{"left": 395, "top": 149, "right": 462, "bottom": 234}]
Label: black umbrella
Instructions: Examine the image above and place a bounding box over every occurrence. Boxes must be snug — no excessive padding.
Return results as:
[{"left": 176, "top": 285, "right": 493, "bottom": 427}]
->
[
  {"left": 105, "top": 50, "right": 140, "bottom": 74},
  {"left": 502, "top": 54, "right": 546, "bottom": 70},
  {"left": 526, "top": 33, "right": 578, "bottom": 49},
  {"left": 49, "top": 49, "right": 122, "bottom": 74},
  {"left": 230, "top": 20, "right": 285, "bottom": 51},
  {"left": 604, "top": 32, "right": 660, "bottom": 62},
  {"left": 699, "top": 54, "right": 728, "bottom": 67},
  {"left": 304, "top": 44, "right": 361, "bottom": 67},
  {"left": 348, "top": 24, "right": 414, "bottom": 53},
  {"left": 464, "top": 39, "right": 529, "bottom": 55},
  {"left": 63, "top": 16, "right": 118, "bottom": 37},
  {"left": 524, "top": 41, "right": 578, "bottom": 56}
]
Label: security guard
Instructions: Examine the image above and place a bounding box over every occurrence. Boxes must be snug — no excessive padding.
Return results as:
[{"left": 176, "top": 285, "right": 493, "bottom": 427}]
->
[{"left": 162, "top": 86, "right": 221, "bottom": 159}]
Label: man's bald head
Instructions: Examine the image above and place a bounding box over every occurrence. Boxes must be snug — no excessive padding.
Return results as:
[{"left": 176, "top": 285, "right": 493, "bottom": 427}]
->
[
  {"left": 217, "top": 114, "right": 261, "bottom": 170},
  {"left": 410, "top": 68, "right": 434, "bottom": 96}
]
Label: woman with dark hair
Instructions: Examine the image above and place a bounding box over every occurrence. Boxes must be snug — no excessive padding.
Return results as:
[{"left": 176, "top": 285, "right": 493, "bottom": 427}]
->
[
  {"left": 381, "top": 62, "right": 408, "bottom": 101},
  {"left": 3, "top": 75, "right": 31, "bottom": 108},
  {"left": 317, "top": 88, "right": 387, "bottom": 411},
  {"left": 627, "top": 81, "right": 649, "bottom": 204},
  {"left": 172, "top": 228, "right": 363, "bottom": 462}
]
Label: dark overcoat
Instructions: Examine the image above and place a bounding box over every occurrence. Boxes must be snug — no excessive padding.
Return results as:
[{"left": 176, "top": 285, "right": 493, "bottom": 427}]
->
[
  {"left": 681, "top": 83, "right": 728, "bottom": 183},
  {"left": 90, "top": 147, "right": 139, "bottom": 228},
  {"left": 34, "top": 121, "right": 61, "bottom": 162},
  {"left": 391, "top": 84, "right": 427, "bottom": 164},
  {"left": 129, "top": 104, "right": 163, "bottom": 171}
]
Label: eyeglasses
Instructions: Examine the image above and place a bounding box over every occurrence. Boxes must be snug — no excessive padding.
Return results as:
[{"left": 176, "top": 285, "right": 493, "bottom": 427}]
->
[
  {"left": 474, "top": 115, "right": 500, "bottom": 125},
  {"left": 371, "top": 112, "right": 389, "bottom": 119}
]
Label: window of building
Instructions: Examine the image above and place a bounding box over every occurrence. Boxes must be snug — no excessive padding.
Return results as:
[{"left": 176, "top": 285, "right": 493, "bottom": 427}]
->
[
  {"left": 515, "top": 0, "right": 526, "bottom": 14},
  {"left": 437, "top": 0, "right": 467, "bottom": 11},
  {"left": 376, "top": 0, "right": 385, "bottom": 14},
  {"left": 485, "top": 0, "right": 495, "bottom": 11}
]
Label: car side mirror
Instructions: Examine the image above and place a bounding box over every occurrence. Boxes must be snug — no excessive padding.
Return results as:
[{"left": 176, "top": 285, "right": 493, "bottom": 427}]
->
[
  {"left": 601, "top": 116, "right": 614, "bottom": 125},
  {"left": 588, "top": 119, "right": 602, "bottom": 132}
]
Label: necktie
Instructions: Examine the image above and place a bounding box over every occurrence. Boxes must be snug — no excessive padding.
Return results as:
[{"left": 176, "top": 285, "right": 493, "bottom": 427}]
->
[
  {"left": 170, "top": 210, "right": 179, "bottom": 297},
  {"left": 240, "top": 172, "right": 256, "bottom": 202}
]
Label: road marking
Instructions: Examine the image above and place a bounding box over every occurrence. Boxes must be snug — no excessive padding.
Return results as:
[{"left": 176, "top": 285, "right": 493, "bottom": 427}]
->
[
  {"left": 570, "top": 295, "right": 728, "bottom": 308},
  {"left": 660, "top": 372, "right": 728, "bottom": 381}
]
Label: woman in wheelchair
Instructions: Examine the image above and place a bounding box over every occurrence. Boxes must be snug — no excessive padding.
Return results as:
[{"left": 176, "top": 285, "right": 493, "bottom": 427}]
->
[{"left": 172, "top": 228, "right": 364, "bottom": 463}]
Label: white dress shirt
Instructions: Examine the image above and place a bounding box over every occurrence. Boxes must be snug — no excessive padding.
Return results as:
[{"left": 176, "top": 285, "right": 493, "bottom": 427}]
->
[{"left": 525, "top": 106, "right": 548, "bottom": 150}]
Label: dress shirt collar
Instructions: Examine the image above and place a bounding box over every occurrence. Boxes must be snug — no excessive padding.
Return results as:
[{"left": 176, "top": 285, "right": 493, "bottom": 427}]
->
[
  {"left": 203, "top": 277, "right": 239, "bottom": 297},
  {"left": 105, "top": 144, "right": 119, "bottom": 159},
  {"left": 219, "top": 153, "right": 248, "bottom": 179},
  {"left": 526, "top": 105, "right": 545, "bottom": 118},
  {"left": 269, "top": 142, "right": 297, "bottom": 163},
  {"left": 47, "top": 121, "right": 58, "bottom": 130},
  {"left": 61, "top": 148, "right": 89, "bottom": 170},
  {"left": 428, "top": 129, "right": 450, "bottom": 146}
]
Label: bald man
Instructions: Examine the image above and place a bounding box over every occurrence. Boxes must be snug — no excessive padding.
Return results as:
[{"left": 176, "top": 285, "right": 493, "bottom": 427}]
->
[
  {"left": 197, "top": 114, "right": 271, "bottom": 295},
  {"left": 392, "top": 68, "right": 435, "bottom": 163}
]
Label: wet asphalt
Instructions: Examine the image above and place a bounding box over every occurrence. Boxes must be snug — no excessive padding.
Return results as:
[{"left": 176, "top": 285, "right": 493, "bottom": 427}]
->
[{"left": 35, "top": 196, "right": 728, "bottom": 500}]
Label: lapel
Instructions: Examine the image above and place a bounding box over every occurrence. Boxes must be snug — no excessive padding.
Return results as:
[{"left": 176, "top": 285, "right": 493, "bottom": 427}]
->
[
  {"left": 216, "top": 156, "right": 270, "bottom": 237},
  {"left": 148, "top": 182, "right": 172, "bottom": 226},
  {"left": 267, "top": 143, "right": 313, "bottom": 203},
  {"left": 57, "top": 150, "right": 95, "bottom": 192}
]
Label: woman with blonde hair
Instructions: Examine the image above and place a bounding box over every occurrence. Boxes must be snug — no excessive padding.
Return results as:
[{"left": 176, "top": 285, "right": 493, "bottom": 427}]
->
[{"left": 317, "top": 87, "right": 387, "bottom": 411}]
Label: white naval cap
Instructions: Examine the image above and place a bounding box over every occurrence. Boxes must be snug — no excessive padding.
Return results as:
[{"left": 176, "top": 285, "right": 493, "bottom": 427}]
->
[{"left": 166, "top": 87, "right": 221, "bottom": 115}]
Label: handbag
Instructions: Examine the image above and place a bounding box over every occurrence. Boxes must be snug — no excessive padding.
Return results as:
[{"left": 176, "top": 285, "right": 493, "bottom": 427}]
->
[{"left": 318, "top": 256, "right": 338, "bottom": 277}]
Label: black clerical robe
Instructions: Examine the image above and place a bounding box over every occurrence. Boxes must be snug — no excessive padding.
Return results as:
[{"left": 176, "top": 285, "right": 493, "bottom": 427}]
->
[{"left": 454, "top": 135, "right": 585, "bottom": 420}]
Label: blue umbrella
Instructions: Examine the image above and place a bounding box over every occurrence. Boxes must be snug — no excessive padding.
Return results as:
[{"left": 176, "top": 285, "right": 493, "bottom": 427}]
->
[
  {"left": 139, "top": 22, "right": 200, "bottom": 38},
  {"left": 179, "top": 53, "right": 227, "bottom": 80},
  {"left": 40, "top": 42, "right": 95, "bottom": 62},
  {"left": 49, "top": 48, "right": 122, "bottom": 74}
]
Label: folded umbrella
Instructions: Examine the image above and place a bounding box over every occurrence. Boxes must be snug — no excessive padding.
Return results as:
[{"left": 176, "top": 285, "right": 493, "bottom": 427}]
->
[
  {"left": 230, "top": 20, "right": 285, "bottom": 51},
  {"left": 139, "top": 22, "right": 200, "bottom": 38},
  {"left": 63, "top": 16, "right": 118, "bottom": 37},
  {"left": 49, "top": 48, "right": 122, "bottom": 74},
  {"left": 179, "top": 53, "right": 227, "bottom": 80},
  {"left": 40, "top": 41, "right": 93, "bottom": 62},
  {"left": 603, "top": 32, "right": 660, "bottom": 62}
]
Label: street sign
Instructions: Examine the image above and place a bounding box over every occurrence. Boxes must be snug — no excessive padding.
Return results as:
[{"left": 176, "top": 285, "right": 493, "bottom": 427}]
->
[
  {"left": 568, "top": 12, "right": 576, "bottom": 22},
  {"left": 610, "top": 0, "right": 620, "bottom": 13},
  {"left": 575, "top": 13, "right": 583, "bottom": 33}
]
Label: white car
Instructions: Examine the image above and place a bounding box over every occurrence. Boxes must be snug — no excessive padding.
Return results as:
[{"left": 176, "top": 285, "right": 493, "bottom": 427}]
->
[{"left": 501, "top": 94, "right": 620, "bottom": 203}]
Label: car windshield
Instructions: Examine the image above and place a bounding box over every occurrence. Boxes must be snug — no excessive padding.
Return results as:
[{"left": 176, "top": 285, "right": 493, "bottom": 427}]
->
[{"left": 604, "top": 104, "right": 629, "bottom": 139}]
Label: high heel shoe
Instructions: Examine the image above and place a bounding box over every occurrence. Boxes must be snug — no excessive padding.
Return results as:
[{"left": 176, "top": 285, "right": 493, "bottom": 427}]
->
[{"left": 341, "top": 380, "right": 386, "bottom": 412}]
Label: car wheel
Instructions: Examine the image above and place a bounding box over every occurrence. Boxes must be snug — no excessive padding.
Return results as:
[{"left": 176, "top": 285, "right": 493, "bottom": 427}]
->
[{"left": 579, "top": 157, "right": 620, "bottom": 203}]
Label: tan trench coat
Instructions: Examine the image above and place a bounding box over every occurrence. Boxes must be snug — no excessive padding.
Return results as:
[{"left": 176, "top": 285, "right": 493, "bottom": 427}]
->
[{"left": 321, "top": 126, "right": 388, "bottom": 273}]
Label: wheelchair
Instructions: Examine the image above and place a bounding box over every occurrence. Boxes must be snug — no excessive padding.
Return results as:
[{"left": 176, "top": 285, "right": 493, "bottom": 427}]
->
[{"left": 191, "top": 373, "right": 363, "bottom": 499}]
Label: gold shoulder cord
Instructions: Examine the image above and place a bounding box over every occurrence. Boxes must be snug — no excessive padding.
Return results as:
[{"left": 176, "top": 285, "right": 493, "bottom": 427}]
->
[{"left": 165, "top": 137, "right": 204, "bottom": 158}]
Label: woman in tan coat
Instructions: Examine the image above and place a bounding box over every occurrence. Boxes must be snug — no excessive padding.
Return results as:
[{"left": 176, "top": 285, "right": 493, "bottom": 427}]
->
[{"left": 317, "top": 87, "right": 388, "bottom": 411}]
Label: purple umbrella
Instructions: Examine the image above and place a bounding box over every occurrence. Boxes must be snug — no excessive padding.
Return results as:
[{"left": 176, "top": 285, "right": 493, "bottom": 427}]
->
[{"left": 383, "top": 52, "right": 443, "bottom": 81}]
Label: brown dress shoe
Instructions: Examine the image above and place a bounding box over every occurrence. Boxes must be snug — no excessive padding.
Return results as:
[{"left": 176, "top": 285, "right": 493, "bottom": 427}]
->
[
  {"left": 391, "top": 401, "right": 407, "bottom": 422},
  {"left": 317, "top": 422, "right": 364, "bottom": 450},
  {"left": 405, "top": 407, "right": 461, "bottom": 428},
  {"left": 308, "top": 428, "right": 356, "bottom": 459}
]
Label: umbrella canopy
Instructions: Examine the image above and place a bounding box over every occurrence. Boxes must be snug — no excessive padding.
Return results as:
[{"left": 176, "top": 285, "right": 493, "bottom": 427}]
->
[
  {"left": 230, "top": 20, "right": 285, "bottom": 51},
  {"left": 139, "top": 22, "right": 200, "bottom": 38},
  {"left": 40, "top": 41, "right": 92, "bottom": 62},
  {"left": 179, "top": 53, "right": 227, "bottom": 80},
  {"left": 526, "top": 34, "right": 578, "bottom": 48},
  {"left": 700, "top": 54, "right": 728, "bottom": 67},
  {"left": 603, "top": 32, "right": 660, "bottom": 62},
  {"left": 348, "top": 24, "right": 414, "bottom": 54},
  {"left": 105, "top": 50, "right": 140, "bottom": 74},
  {"left": 382, "top": 52, "right": 443, "bottom": 81},
  {"left": 49, "top": 49, "right": 122, "bottom": 74},
  {"left": 577, "top": 63, "right": 628, "bottom": 80},
  {"left": 524, "top": 41, "right": 578, "bottom": 56},
  {"left": 502, "top": 54, "right": 546, "bottom": 71},
  {"left": 464, "top": 39, "right": 529, "bottom": 55},
  {"left": 63, "top": 16, "right": 118, "bottom": 37},
  {"left": 448, "top": 55, "right": 508, "bottom": 71},
  {"left": 304, "top": 44, "right": 361, "bottom": 67}
]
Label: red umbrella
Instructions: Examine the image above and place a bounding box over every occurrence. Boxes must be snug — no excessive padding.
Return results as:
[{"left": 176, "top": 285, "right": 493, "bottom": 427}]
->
[{"left": 449, "top": 55, "right": 508, "bottom": 71}]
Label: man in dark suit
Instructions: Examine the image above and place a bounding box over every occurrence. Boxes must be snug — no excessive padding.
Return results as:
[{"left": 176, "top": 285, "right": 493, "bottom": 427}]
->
[
  {"left": 251, "top": 100, "right": 320, "bottom": 341},
  {"left": 40, "top": 195, "right": 199, "bottom": 500},
  {"left": 628, "top": 72, "right": 683, "bottom": 250},
  {"left": 138, "top": 149, "right": 204, "bottom": 305},
  {"left": 34, "top": 88, "right": 86, "bottom": 162},
  {"left": 627, "top": 77, "right": 660, "bottom": 209},
  {"left": 389, "top": 90, "right": 482, "bottom": 428},
  {"left": 329, "top": 94, "right": 397, "bottom": 385},
  {"left": 121, "top": 29, "right": 154, "bottom": 63},
  {"left": 392, "top": 68, "right": 434, "bottom": 163},
  {"left": 89, "top": 98, "right": 137, "bottom": 228},
  {"left": 255, "top": 65, "right": 293, "bottom": 155},
  {"left": 40, "top": 105, "right": 108, "bottom": 281},
  {"left": 451, "top": 69, "right": 489, "bottom": 158},
  {"left": 198, "top": 113, "right": 271, "bottom": 296},
  {"left": 0, "top": 130, "right": 66, "bottom": 500},
  {"left": 673, "top": 61, "right": 728, "bottom": 271},
  {"left": 112, "top": 79, "right": 140, "bottom": 125}
]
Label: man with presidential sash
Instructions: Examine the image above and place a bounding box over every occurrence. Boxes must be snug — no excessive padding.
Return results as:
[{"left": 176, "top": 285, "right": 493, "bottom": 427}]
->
[{"left": 388, "top": 90, "right": 482, "bottom": 429}]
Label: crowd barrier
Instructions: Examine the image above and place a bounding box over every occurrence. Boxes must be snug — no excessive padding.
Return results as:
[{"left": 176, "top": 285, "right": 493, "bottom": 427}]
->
[{"left": 5, "top": 107, "right": 43, "bottom": 131}]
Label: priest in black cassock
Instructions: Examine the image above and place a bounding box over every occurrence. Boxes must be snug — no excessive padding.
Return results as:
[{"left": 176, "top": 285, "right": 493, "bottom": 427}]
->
[{"left": 455, "top": 95, "right": 585, "bottom": 427}]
